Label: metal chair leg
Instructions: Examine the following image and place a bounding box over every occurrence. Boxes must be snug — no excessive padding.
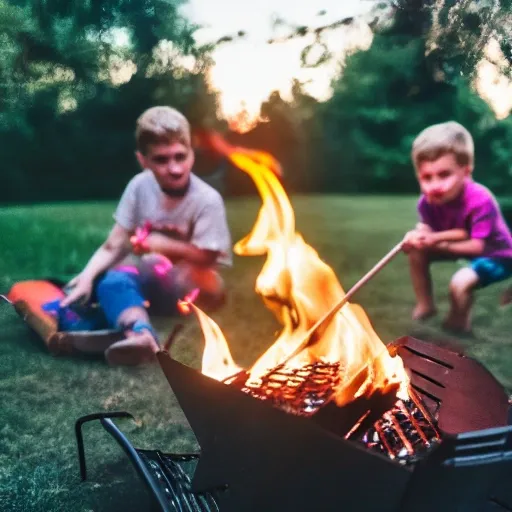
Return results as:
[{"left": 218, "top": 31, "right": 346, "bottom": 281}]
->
[{"left": 74, "top": 411, "right": 134, "bottom": 481}]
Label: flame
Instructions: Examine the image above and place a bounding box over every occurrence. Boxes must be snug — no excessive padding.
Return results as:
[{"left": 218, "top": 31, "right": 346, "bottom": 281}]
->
[
  {"left": 178, "top": 297, "right": 242, "bottom": 382},
  {"left": 188, "top": 132, "right": 408, "bottom": 406}
]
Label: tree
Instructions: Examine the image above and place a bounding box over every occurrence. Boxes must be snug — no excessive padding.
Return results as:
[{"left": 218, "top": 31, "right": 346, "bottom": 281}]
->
[
  {"left": 421, "top": 0, "right": 512, "bottom": 80},
  {"left": 208, "top": 1, "right": 511, "bottom": 195},
  {"left": 313, "top": 0, "right": 512, "bottom": 194},
  {"left": 0, "top": 0, "right": 221, "bottom": 203}
]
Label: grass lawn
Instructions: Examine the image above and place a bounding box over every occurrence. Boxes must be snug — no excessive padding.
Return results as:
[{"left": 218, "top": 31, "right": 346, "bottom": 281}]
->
[{"left": 1, "top": 195, "right": 511, "bottom": 511}]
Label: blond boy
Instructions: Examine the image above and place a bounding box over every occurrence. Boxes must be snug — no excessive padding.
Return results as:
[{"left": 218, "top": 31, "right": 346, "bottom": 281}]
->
[
  {"left": 403, "top": 121, "right": 512, "bottom": 333},
  {"left": 61, "top": 106, "right": 232, "bottom": 364}
]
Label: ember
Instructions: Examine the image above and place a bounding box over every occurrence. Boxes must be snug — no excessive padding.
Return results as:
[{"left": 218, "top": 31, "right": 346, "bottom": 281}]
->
[{"left": 358, "top": 392, "right": 441, "bottom": 465}]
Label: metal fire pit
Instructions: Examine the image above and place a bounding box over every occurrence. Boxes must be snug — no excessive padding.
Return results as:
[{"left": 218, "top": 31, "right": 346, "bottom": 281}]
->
[{"left": 76, "top": 337, "right": 512, "bottom": 512}]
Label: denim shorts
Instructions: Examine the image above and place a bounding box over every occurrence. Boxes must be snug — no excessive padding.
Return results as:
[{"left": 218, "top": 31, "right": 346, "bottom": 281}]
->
[
  {"left": 95, "top": 271, "right": 147, "bottom": 328},
  {"left": 95, "top": 269, "right": 187, "bottom": 328},
  {"left": 471, "top": 257, "right": 512, "bottom": 288}
]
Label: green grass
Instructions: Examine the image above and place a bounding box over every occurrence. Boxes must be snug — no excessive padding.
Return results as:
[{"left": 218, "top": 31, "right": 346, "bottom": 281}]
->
[{"left": 1, "top": 196, "right": 511, "bottom": 511}]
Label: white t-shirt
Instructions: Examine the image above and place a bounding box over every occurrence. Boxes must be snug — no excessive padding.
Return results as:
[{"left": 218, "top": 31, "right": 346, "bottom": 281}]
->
[{"left": 114, "top": 170, "right": 233, "bottom": 267}]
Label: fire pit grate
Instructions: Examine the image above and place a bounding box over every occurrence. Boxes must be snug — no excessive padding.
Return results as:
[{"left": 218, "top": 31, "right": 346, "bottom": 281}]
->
[
  {"left": 225, "top": 361, "right": 441, "bottom": 465},
  {"left": 75, "top": 412, "right": 220, "bottom": 512},
  {"left": 224, "top": 361, "right": 340, "bottom": 416},
  {"left": 357, "top": 393, "right": 441, "bottom": 465}
]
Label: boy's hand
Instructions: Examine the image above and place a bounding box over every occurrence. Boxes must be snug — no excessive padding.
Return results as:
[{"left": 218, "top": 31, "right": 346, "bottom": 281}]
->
[
  {"left": 131, "top": 231, "right": 177, "bottom": 256},
  {"left": 403, "top": 230, "right": 423, "bottom": 252},
  {"left": 130, "top": 235, "right": 150, "bottom": 255},
  {"left": 416, "top": 231, "right": 438, "bottom": 248},
  {"left": 402, "top": 230, "right": 437, "bottom": 252},
  {"left": 130, "top": 222, "right": 152, "bottom": 255},
  {"left": 60, "top": 274, "right": 93, "bottom": 307}
]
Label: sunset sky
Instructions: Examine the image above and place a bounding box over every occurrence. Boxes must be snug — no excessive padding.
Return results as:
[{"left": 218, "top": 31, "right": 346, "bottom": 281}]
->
[
  {"left": 180, "top": 0, "right": 511, "bottom": 125},
  {"left": 181, "top": 0, "right": 378, "bottom": 123}
]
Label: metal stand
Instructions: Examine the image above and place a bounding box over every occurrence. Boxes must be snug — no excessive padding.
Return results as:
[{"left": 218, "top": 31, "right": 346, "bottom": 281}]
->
[{"left": 75, "top": 411, "right": 220, "bottom": 512}]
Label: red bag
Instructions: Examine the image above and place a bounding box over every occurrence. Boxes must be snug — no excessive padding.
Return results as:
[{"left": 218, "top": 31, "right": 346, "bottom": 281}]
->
[{"left": 6, "top": 280, "right": 123, "bottom": 355}]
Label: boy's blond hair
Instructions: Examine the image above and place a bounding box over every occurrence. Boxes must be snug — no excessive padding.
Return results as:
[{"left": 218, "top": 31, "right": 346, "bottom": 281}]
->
[
  {"left": 136, "top": 106, "right": 191, "bottom": 154},
  {"left": 412, "top": 121, "right": 474, "bottom": 171}
]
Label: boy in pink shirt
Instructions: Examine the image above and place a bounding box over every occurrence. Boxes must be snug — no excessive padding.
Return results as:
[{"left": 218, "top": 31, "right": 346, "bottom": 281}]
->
[{"left": 403, "top": 121, "right": 512, "bottom": 333}]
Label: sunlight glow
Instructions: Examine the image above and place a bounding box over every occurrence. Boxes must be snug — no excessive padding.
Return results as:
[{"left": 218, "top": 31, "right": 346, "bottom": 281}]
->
[
  {"left": 185, "top": 0, "right": 510, "bottom": 128},
  {"left": 207, "top": 20, "right": 373, "bottom": 129},
  {"left": 475, "top": 39, "right": 512, "bottom": 120}
]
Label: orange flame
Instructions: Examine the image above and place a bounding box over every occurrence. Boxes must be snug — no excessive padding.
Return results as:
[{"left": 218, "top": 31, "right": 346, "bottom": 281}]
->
[
  {"left": 188, "top": 132, "right": 408, "bottom": 406},
  {"left": 178, "top": 295, "right": 241, "bottom": 382}
]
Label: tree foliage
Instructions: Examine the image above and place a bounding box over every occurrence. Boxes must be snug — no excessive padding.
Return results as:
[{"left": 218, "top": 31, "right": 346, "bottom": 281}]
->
[
  {"left": 319, "top": 0, "right": 512, "bottom": 193},
  {"left": 1, "top": 0, "right": 511, "bottom": 201},
  {"left": 240, "top": 0, "right": 512, "bottom": 195},
  {"left": 0, "top": 0, "right": 220, "bottom": 203}
]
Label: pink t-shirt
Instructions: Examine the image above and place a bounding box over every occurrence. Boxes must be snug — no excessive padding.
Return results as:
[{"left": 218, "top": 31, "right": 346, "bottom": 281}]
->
[{"left": 418, "top": 179, "right": 512, "bottom": 259}]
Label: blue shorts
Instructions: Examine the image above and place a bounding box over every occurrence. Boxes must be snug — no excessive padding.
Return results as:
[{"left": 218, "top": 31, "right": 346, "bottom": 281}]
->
[{"left": 471, "top": 257, "right": 512, "bottom": 288}]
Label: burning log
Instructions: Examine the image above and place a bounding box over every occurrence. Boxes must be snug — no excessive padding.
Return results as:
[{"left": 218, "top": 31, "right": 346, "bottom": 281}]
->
[{"left": 358, "top": 391, "right": 441, "bottom": 465}]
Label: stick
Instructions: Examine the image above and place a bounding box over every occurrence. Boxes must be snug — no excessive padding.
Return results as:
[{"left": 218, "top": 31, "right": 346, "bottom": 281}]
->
[
  {"left": 163, "top": 323, "right": 184, "bottom": 352},
  {"left": 281, "top": 241, "right": 404, "bottom": 365}
]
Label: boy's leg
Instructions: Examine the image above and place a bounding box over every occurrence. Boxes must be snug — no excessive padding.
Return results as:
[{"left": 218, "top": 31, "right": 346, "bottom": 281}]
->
[
  {"left": 407, "top": 248, "right": 437, "bottom": 320},
  {"left": 443, "top": 267, "right": 479, "bottom": 333},
  {"left": 69, "top": 333, "right": 124, "bottom": 354},
  {"left": 104, "top": 308, "right": 160, "bottom": 366},
  {"left": 94, "top": 271, "right": 159, "bottom": 365},
  {"left": 446, "top": 257, "right": 512, "bottom": 332}
]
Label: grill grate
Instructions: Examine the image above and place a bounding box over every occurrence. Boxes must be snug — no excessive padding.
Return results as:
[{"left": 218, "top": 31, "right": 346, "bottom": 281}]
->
[
  {"left": 224, "top": 362, "right": 340, "bottom": 416},
  {"left": 356, "top": 391, "right": 441, "bottom": 465},
  {"left": 225, "top": 362, "right": 440, "bottom": 465}
]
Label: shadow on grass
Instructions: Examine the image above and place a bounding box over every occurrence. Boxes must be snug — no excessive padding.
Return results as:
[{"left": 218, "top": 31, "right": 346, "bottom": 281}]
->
[
  {"left": 17, "top": 329, "right": 50, "bottom": 355},
  {"left": 407, "top": 321, "right": 473, "bottom": 355}
]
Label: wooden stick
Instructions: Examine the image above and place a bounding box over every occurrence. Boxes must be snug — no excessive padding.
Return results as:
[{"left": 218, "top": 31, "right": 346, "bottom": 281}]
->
[
  {"left": 281, "top": 241, "right": 404, "bottom": 365},
  {"left": 163, "top": 323, "right": 185, "bottom": 352}
]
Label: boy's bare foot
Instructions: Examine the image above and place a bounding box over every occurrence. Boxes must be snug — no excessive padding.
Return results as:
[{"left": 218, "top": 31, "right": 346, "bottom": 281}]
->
[
  {"left": 412, "top": 304, "right": 437, "bottom": 321},
  {"left": 105, "top": 330, "right": 159, "bottom": 366}
]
